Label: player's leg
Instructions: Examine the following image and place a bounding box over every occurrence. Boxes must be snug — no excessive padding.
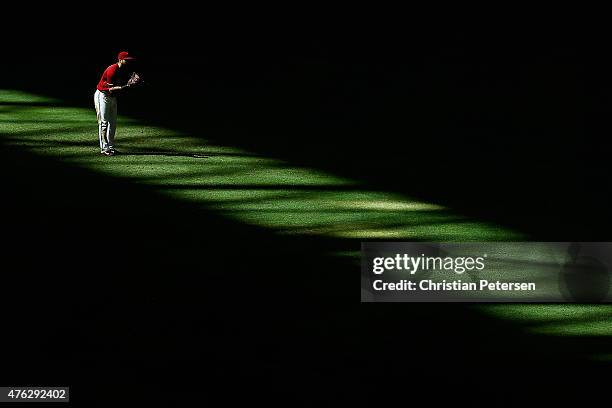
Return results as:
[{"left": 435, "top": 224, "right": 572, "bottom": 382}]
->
[
  {"left": 94, "top": 90, "right": 105, "bottom": 153},
  {"left": 96, "top": 91, "right": 112, "bottom": 153}
]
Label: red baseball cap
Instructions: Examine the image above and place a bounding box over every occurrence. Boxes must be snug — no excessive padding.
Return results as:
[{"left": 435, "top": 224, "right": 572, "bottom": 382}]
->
[{"left": 117, "top": 51, "right": 134, "bottom": 61}]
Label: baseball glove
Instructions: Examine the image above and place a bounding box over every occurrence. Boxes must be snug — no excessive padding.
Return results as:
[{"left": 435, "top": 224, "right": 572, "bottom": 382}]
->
[{"left": 126, "top": 72, "right": 143, "bottom": 87}]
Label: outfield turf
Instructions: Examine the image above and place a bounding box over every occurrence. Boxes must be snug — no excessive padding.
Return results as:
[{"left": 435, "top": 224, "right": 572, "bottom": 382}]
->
[
  {"left": 0, "top": 89, "right": 521, "bottom": 241},
  {"left": 1, "top": 89, "right": 611, "bottom": 356}
]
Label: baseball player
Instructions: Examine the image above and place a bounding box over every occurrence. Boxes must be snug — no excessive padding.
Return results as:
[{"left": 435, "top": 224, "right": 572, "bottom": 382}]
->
[{"left": 94, "top": 51, "right": 136, "bottom": 156}]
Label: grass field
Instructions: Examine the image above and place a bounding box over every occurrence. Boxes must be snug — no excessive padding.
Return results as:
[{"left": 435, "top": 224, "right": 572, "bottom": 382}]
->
[
  {"left": 1, "top": 89, "right": 611, "bottom": 360},
  {"left": 1, "top": 90, "right": 519, "bottom": 242}
]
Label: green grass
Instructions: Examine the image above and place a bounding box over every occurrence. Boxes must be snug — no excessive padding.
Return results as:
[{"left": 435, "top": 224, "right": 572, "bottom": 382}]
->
[
  {"left": 2, "top": 89, "right": 611, "bottom": 357},
  {"left": 0, "top": 89, "right": 520, "bottom": 241},
  {"left": 482, "top": 305, "right": 612, "bottom": 336}
]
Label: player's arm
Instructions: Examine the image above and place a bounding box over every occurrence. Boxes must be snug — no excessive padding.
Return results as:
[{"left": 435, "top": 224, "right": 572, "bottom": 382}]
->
[
  {"left": 107, "top": 80, "right": 124, "bottom": 92},
  {"left": 110, "top": 72, "right": 141, "bottom": 91}
]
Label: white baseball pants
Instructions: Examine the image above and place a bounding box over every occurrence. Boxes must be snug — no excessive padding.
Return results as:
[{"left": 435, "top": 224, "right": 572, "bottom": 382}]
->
[{"left": 94, "top": 89, "right": 117, "bottom": 151}]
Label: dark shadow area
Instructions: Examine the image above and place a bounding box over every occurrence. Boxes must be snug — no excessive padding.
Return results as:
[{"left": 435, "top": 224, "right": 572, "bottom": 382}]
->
[
  {"left": 3, "top": 20, "right": 612, "bottom": 403},
  {"left": 1, "top": 140, "right": 610, "bottom": 405}
]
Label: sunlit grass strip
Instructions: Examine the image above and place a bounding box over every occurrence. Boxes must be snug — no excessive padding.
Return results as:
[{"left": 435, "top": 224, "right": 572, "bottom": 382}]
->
[
  {"left": 481, "top": 305, "right": 612, "bottom": 336},
  {"left": 0, "top": 90, "right": 523, "bottom": 241},
  {"left": 531, "top": 321, "right": 612, "bottom": 336}
]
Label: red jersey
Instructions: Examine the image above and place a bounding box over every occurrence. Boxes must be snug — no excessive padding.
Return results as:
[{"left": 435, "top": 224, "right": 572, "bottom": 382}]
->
[{"left": 97, "top": 63, "right": 124, "bottom": 92}]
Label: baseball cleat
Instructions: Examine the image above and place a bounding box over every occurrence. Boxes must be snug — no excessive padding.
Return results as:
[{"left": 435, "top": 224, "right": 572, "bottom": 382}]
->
[{"left": 103, "top": 150, "right": 115, "bottom": 156}]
